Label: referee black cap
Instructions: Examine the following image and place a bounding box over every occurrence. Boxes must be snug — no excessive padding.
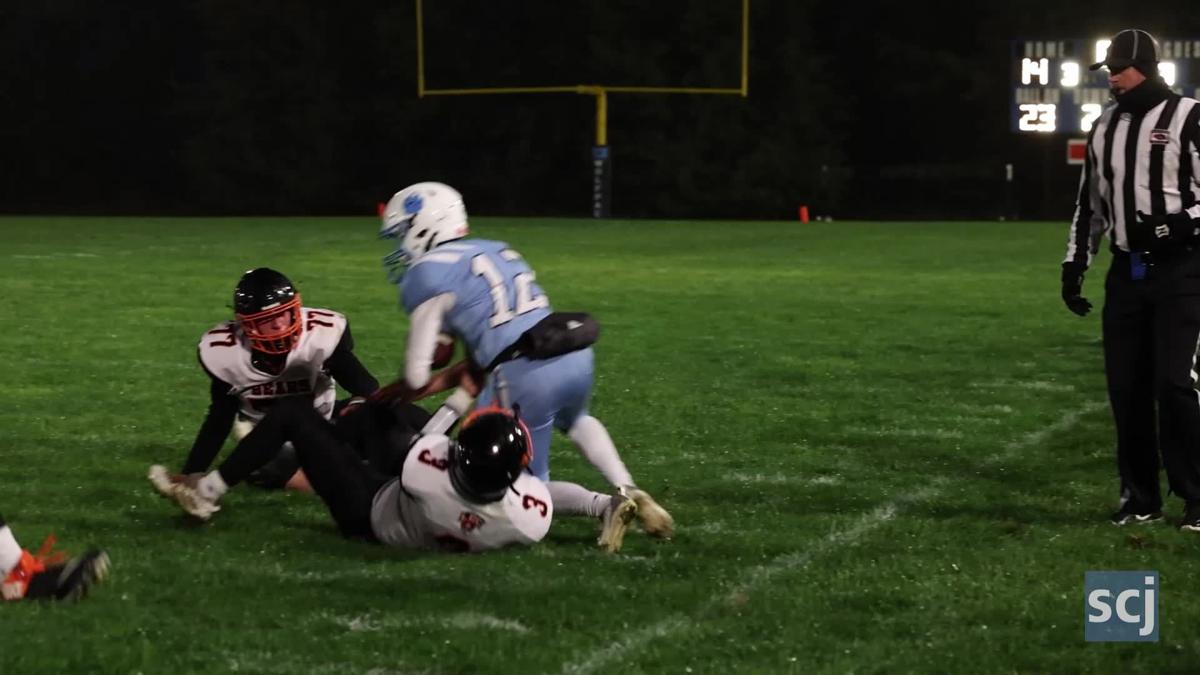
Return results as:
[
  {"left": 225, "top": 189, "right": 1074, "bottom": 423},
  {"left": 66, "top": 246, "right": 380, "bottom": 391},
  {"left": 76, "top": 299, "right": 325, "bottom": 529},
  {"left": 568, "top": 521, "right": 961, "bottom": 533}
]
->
[{"left": 1090, "top": 29, "right": 1159, "bottom": 71}]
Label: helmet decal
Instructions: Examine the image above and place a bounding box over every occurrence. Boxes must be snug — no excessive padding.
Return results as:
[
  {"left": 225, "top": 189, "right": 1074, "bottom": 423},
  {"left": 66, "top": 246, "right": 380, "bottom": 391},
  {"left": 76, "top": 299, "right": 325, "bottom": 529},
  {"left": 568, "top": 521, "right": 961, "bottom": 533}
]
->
[{"left": 378, "top": 182, "right": 469, "bottom": 284}]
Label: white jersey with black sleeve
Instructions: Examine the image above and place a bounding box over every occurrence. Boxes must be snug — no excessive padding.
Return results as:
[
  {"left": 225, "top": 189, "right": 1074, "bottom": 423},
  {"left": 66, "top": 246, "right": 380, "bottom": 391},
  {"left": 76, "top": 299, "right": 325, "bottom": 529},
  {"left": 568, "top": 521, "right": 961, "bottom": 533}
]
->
[
  {"left": 197, "top": 307, "right": 347, "bottom": 422},
  {"left": 369, "top": 434, "right": 553, "bottom": 552}
]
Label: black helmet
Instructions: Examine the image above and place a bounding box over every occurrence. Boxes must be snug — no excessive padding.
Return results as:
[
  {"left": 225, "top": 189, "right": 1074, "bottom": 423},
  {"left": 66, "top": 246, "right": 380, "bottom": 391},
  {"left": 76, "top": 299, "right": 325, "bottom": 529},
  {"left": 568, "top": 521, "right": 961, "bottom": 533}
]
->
[
  {"left": 449, "top": 408, "right": 532, "bottom": 503},
  {"left": 233, "top": 268, "right": 303, "bottom": 354}
]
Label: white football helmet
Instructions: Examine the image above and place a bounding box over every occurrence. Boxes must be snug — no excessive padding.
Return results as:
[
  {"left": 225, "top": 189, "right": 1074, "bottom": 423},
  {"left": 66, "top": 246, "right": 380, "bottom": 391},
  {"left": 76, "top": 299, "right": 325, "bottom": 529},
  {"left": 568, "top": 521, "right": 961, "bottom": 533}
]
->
[{"left": 379, "top": 182, "right": 469, "bottom": 282}]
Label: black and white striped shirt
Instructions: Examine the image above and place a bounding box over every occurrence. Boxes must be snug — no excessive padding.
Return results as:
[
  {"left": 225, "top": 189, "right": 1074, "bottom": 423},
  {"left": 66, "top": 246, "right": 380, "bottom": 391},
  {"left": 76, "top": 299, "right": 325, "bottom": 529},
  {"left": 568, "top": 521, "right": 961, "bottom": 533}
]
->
[{"left": 1064, "top": 93, "right": 1200, "bottom": 265}]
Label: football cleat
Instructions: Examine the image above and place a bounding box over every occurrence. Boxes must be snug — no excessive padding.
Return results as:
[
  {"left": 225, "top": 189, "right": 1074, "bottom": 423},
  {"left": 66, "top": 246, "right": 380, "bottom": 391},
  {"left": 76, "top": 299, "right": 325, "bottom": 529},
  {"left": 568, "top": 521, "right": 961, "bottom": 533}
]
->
[
  {"left": 148, "top": 465, "right": 221, "bottom": 520},
  {"left": 626, "top": 487, "right": 675, "bottom": 539},
  {"left": 2, "top": 536, "right": 110, "bottom": 602},
  {"left": 1110, "top": 501, "right": 1163, "bottom": 526},
  {"left": 597, "top": 490, "right": 638, "bottom": 553}
]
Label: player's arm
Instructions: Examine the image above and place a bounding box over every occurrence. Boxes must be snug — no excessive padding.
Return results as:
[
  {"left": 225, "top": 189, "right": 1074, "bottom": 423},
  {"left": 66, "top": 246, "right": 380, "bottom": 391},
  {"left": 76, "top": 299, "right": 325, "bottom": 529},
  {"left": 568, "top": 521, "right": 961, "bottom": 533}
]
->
[
  {"left": 322, "top": 321, "right": 380, "bottom": 397},
  {"left": 370, "top": 359, "right": 481, "bottom": 426},
  {"left": 419, "top": 362, "right": 484, "bottom": 434},
  {"left": 404, "top": 292, "right": 456, "bottom": 390},
  {"left": 180, "top": 360, "right": 239, "bottom": 474}
]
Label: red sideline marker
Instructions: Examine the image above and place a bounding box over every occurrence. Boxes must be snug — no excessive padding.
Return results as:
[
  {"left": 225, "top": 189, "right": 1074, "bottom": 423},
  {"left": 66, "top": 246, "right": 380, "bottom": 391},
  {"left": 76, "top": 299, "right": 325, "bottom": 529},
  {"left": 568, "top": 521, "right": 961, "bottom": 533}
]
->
[
  {"left": 798, "top": 205, "right": 810, "bottom": 223},
  {"left": 377, "top": 202, "right": 387, "bottom": 217}
]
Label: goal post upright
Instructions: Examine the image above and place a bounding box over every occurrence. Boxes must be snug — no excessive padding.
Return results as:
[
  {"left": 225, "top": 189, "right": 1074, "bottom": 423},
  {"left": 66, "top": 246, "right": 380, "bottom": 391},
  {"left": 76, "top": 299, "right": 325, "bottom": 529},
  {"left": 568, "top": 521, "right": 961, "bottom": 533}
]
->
[{"left": 415, "top": 0, "right": 750, "bottom": 217}]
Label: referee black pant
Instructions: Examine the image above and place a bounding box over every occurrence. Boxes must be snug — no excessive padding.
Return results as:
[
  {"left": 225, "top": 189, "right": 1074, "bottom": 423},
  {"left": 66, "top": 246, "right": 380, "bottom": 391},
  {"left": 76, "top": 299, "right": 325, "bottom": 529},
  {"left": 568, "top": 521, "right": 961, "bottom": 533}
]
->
[{"left": 1104, "top": 249, "right": 1200, "bottom": 507}]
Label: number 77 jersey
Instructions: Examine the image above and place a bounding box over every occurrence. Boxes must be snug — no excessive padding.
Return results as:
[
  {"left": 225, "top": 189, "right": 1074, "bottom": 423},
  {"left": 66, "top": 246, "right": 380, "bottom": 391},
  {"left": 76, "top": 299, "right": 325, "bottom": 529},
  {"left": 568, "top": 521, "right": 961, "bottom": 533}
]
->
[{"left": 401, "top": 239, "right": 551, "bottom": 368}]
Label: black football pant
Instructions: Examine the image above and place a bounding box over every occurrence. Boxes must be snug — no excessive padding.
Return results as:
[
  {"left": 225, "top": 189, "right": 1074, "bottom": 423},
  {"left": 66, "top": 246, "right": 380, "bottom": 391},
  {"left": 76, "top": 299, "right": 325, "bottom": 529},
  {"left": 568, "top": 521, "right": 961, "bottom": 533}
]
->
[
  {"left": 216, "top": 398, "right": 426, "bottom": 539},
  {"left": 1103, "top": 251, "right": 1200, "bottom": 507}
]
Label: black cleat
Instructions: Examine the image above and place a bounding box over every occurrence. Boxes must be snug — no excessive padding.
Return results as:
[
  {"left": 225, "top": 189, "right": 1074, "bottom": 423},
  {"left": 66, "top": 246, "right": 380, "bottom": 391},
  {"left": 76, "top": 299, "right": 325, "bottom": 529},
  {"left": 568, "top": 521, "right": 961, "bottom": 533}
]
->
[
  {"left": 3, "top": 542, "right": 110, "bottom": 602},
  {"left": 1110, "top": 503, "right": 1163, "bottom": 526},
  {"left": 1179, "top": 502, "right": 1200, "bottom": 532}
]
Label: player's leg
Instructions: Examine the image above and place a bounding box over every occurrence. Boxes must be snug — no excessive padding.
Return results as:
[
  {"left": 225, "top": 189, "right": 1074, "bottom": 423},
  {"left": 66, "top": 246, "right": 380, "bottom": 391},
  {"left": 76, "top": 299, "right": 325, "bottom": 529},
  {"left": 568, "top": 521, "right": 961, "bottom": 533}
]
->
[
  {"left": 1, "top": 513, "right": 110, "bottom": 602},
  {"left": 0, "top": 513, "right": 21, "bottom": 578},
  {"left": 547, "top": 482, "right": 637, "bottom": 552},
  {"left": 149, "top": 398, "right": 337, "bottom": 519},
  {"left": 547, "top": 349, "right": 634, "bottom": 485},
  {"left": 244, "top": 443, "right": 303, "bottom": 490},
  {"left": 226, "top": 414, "right": 308, "bottom": 492},
  {"left": 476, "top": 361, "right": 555, "bottom": 481},
  {"left": 553, "top": 349, "right": 675, "bottom": 538},
  {"left": 290, "top": 422, "right": 394, "bottom": 541},
  {"left": 334, "top": 400, "right": 429, "bottom": 476}
]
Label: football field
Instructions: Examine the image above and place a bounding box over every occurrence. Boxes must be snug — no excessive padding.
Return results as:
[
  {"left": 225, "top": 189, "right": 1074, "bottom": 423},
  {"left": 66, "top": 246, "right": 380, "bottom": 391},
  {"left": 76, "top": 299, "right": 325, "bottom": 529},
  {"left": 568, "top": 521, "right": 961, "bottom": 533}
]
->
[{"left": 1, "top": 216, "right": 1198, "bottom": 673}]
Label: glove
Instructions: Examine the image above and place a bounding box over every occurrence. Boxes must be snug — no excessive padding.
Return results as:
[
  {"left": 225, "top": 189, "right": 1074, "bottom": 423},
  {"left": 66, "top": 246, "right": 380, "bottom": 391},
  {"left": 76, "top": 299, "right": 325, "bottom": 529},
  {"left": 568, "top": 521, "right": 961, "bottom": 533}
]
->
[
  {"left": 1136, "top": 210, "right": 1199, "bottom": 247},
  {"left": 1061, "top": 262, "right": 1092, "bottom": 317}
]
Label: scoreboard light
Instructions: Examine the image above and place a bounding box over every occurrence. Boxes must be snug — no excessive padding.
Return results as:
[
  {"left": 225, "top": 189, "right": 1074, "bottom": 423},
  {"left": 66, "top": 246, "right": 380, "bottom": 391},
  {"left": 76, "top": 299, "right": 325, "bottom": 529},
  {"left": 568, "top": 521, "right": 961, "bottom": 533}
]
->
[{"left": 1011, "top": 38, "right": 1200, "bottom": 134}]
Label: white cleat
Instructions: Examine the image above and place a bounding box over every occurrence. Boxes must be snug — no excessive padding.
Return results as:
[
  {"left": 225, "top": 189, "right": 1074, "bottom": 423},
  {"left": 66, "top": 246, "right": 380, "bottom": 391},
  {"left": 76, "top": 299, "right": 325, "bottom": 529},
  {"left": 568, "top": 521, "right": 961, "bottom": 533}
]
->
[
  {"left": 147, "top": 465, "right": 178, "bottom": 498},
  {"left": 626, "top": 487, "right": 674, "bottom": 539},
  {"left": 597, "top": 491, "right": 638, "bottom": 553},
  {"left": 147, "top": 465, "right": 221, "bottom": 521}
]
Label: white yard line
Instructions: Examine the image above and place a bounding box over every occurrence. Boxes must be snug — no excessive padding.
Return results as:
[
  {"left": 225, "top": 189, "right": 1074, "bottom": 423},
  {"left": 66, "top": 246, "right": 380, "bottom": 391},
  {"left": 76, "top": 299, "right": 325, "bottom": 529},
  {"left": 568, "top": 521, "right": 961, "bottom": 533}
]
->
[
  {"left": 323, "top": 610, "right": 531, "bottom": 635},
  {"left": 968, "top": 380, "right": 1076, "bottom": 393},
  {"left": 559, "top": 401, "right": 1106, "bottom": 674},
  {"left": 844, "top": 425, "right": 965, "bottom": 440},
  {"left": 726, "top": 472, "right": 841, "bottom": 486}
]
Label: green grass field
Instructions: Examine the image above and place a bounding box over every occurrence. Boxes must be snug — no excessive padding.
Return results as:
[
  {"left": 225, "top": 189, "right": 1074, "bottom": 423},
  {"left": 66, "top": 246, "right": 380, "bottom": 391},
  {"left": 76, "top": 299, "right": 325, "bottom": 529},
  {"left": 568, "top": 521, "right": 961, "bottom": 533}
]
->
[{"left": 1, "top": 216, "right": 1198, "bottom": 673}]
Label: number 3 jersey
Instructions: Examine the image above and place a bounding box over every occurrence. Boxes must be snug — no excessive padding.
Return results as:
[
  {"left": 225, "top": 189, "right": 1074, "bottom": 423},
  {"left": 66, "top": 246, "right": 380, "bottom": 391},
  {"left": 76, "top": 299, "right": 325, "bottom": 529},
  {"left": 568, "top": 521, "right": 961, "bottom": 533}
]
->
[
  {"left": 198, "top": 307, "right": 348, "bottom": 422},
  {"left": 369, "top": 433, "right": 553, "bottom": 552},
  {"left": 401, "top": 239, "right": 551, "bottom": 369}
]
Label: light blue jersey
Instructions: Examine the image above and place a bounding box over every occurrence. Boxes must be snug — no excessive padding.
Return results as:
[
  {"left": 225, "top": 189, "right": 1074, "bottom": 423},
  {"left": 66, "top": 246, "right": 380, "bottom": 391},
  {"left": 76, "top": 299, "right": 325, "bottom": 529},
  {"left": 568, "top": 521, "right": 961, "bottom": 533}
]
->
[
  {"left": 401, "top": 238, "right": 594, "bottom": 480},
  {"left": 401, "top": 239, "right": 552, "bottom": 367}
]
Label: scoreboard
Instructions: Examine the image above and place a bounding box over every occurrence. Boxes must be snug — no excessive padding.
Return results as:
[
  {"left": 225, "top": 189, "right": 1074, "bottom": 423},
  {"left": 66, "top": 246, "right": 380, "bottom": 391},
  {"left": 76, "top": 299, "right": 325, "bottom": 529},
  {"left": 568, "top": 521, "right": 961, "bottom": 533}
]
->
[{"left": 1011, "top": 38, "right": 1200, "bottom": 134}]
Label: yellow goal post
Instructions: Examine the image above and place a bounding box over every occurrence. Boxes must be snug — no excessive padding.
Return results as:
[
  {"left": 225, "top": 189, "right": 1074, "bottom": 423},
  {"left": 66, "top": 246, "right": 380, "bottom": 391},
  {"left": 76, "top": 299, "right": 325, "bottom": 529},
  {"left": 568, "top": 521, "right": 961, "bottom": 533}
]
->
[{"left": 414, "top": 0, "right": 750, "bottom": 216}]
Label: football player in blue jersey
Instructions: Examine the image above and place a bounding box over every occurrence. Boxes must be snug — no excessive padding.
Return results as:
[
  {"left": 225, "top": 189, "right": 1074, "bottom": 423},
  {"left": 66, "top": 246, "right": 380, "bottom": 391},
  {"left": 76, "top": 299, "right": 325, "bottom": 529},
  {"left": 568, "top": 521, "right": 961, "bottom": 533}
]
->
[{"left": 377, "top": 182, "right": 674, "bottom": 551}]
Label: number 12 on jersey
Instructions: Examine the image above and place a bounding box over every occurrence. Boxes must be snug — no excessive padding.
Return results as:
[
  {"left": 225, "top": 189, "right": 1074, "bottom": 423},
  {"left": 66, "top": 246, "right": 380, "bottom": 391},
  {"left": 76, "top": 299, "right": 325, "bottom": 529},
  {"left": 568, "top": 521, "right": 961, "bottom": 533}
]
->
[{"left": 471, "top": 251, "right": 548, "bottom": 327}]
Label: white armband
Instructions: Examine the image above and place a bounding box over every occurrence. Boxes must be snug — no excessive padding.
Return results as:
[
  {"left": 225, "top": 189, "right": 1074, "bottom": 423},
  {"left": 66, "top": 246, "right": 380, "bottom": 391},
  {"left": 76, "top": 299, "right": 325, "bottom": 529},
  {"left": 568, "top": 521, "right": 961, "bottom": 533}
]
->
[{"left": 421, "top": 387, "right": 475, "bottom": 435}]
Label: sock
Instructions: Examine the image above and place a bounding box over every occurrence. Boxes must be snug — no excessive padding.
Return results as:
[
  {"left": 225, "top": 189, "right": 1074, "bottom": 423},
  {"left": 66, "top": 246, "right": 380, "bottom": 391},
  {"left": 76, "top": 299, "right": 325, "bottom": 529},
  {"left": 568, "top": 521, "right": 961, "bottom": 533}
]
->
[
  {"left": 200, "top": 471, "right": 230, "bottom": 501},
  {"left": 548, "top": 481, "right": 611, "bottom": 518},
  {"left": 567, "top": 415, "right": 634, "bottom": 489},
  {"left": 0, "top": 525, "right": 22, "bottom": 578}
]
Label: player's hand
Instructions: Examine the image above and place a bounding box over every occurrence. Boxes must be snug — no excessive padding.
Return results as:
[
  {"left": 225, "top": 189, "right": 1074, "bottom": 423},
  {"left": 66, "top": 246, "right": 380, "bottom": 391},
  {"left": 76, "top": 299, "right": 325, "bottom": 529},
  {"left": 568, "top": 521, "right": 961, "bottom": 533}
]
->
[
  {"left": 1061, "top": 262, "right": 1091, "bottom": 317},
  {"left": 432, "top": 333, "right": 456, "bottom": 369},
  {"left": 457, "top": 362, "right": 484, "bottom": 397}
]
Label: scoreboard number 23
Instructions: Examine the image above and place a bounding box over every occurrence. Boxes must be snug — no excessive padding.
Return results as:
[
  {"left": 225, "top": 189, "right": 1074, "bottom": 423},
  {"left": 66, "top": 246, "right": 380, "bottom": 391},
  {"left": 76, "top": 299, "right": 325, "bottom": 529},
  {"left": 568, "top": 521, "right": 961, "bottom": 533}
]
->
[{"left": 1011, "top": 38, "right": 1198, "bottom": 134}]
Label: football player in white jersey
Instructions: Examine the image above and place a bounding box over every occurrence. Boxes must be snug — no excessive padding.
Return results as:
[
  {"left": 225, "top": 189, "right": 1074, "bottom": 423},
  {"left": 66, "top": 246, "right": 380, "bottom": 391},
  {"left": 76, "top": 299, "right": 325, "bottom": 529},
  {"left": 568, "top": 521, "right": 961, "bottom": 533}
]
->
[
  {"left": 172, "top": 268, "right": 380, "bottom": 491},
  {"left": 377, "top": 182, "right": 673, "bottom": 551},
  {"left": 150, "top": 390, "right": 551, "bottom": 553}
]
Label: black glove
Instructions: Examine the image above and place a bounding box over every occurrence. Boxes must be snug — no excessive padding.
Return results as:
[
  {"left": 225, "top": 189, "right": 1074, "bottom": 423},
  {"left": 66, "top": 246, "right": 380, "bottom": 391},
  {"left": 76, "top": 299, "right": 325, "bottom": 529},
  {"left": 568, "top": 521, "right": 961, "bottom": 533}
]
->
[
  {"left": 1061, "top": 262, "right": 1092, "bottom": 317},
  {"left": 1135, "top": 210, "right": 1199, "bottom": 247}
]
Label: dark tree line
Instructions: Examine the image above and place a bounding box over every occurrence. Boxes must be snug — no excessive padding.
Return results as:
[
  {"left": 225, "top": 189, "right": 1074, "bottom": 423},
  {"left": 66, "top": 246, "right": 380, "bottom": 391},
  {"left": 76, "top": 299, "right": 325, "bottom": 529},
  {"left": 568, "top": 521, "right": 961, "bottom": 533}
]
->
[{"left": 1, "top": 1, "right": 1197, "bottom": 219}]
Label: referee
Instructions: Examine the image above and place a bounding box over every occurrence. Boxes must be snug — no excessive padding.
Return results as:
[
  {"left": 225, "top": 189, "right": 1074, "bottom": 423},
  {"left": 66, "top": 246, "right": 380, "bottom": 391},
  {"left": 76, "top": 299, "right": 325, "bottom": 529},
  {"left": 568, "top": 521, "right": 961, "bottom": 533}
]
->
[{"left": 1062, "top": 28, "right": 1200, "bottom": 531}]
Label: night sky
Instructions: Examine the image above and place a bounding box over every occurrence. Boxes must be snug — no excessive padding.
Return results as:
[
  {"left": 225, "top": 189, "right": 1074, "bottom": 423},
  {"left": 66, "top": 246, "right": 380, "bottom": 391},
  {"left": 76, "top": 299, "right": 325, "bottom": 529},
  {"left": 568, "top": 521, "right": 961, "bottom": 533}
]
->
[{"left": 1, "top": 1, "right": 1197, "bottom": 219}]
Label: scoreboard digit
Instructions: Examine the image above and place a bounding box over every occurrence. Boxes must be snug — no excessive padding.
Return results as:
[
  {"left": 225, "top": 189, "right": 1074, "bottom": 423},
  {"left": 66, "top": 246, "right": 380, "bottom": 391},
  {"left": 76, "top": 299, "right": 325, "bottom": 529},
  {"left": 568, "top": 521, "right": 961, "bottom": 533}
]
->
[{"left": 1011, "top": 38, "right": 1200, "bottom": 134}]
